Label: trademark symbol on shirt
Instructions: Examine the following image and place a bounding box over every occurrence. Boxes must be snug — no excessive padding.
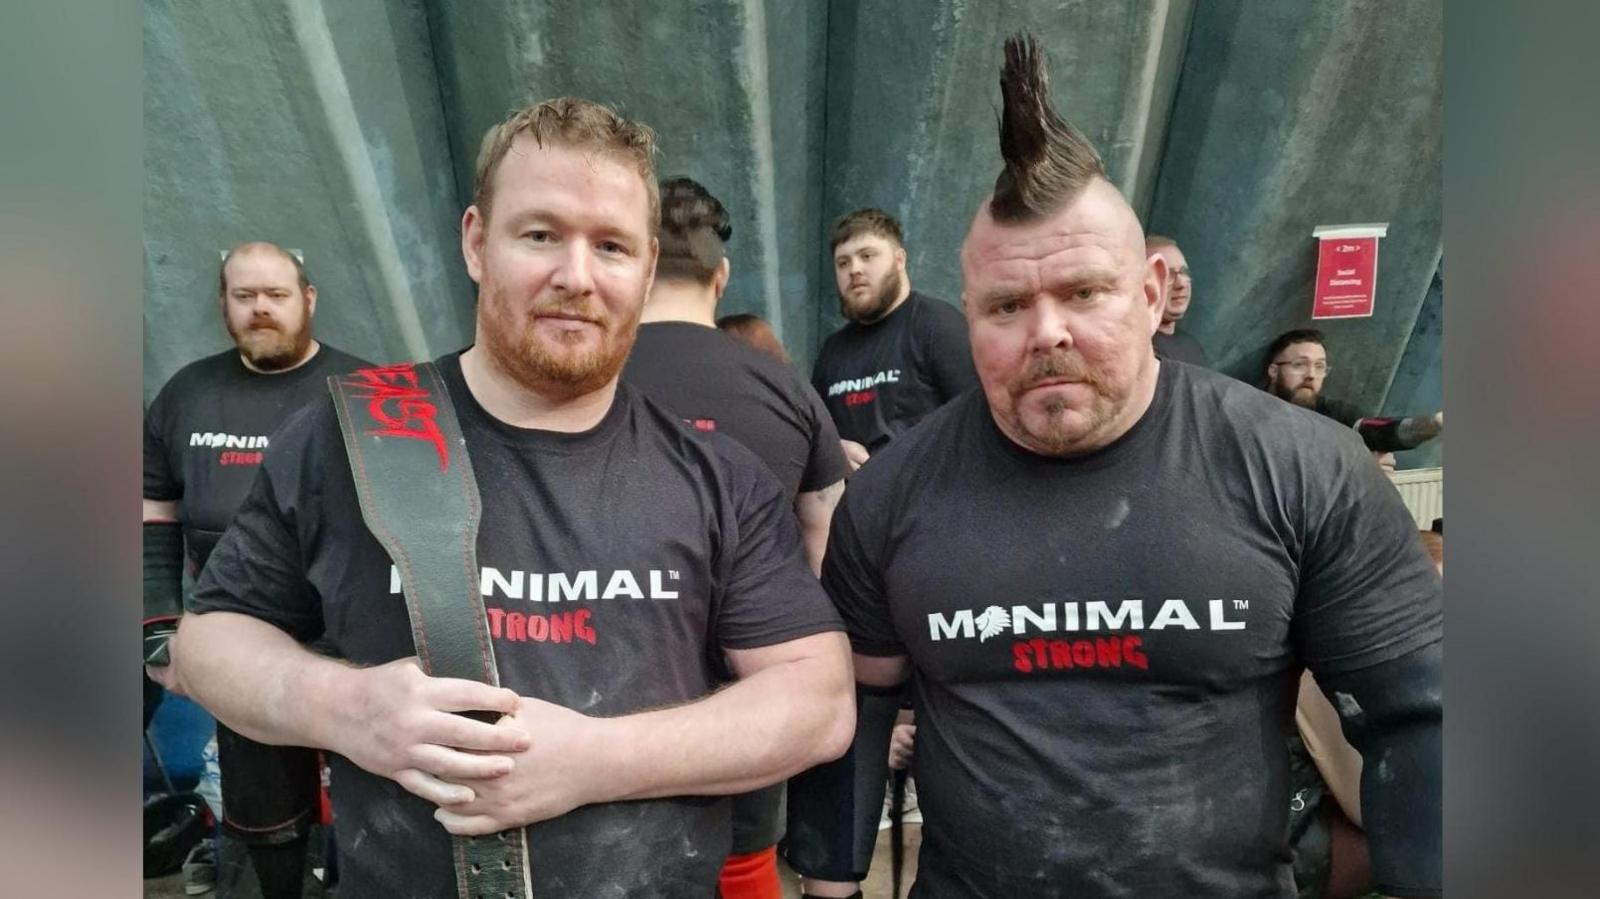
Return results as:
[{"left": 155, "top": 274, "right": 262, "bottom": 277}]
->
[
  {"left": 668, "top": 570, "right": 680, "bottom": 580},
  {"left": 1233, "top": 600, "right": 1249, "bottom": 611}
]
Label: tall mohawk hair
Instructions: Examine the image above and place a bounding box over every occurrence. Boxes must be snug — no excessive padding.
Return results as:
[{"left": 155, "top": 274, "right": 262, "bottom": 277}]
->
[{"left": 990, "top": 33, "right": 1106, "bottom": 222}]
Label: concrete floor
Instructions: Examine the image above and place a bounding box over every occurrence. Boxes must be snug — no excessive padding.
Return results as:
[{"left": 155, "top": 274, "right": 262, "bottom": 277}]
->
[{"left": 145, "top": 824, "right": 923, "bottom": 898}]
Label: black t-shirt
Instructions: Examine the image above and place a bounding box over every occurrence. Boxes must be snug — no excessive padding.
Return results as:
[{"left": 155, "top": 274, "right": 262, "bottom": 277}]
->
[
  {"left": 824, "top": 362, "right": 1442, "bottom": 898},
  {"left": 1153, "top": 328, "right": 1212, "bottom": 368},
  {"left": 624, "top": 320, "right": 848, "bottom": 852},
  {"left": 143, "top": 344, "right": 367, "bottom": 572},
  {"left": 624, "top": 321, "right": 848, "bottom": 501},
  {"left": 190, "top": 351, "right": 843, "bottom": 898},
  {"left": 811, "top": 292, "right": 978, "bottom": 450}
]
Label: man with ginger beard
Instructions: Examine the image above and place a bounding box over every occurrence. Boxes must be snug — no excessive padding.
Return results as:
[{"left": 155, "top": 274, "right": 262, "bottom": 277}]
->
[
  {"left": 167, "top": 97, "right": 853, "bottom": 898},
  {"left": 143, "top": 241, "right": 366, "bottom": 898},
  {"left": 787, "top": 35, "right": 1440, "bottom": 899},
  {"left": 811, "top": 208, "right": 978, "bottom": 457}
]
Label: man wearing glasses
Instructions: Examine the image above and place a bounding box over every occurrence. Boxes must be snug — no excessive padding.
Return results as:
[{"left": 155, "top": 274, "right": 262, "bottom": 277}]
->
[
  {"left": 1265, "top": 328, "right": 1443, "bottom": 456},
  {"left": 1147, "top": 235, "right": 1211, "bottom": 368}
]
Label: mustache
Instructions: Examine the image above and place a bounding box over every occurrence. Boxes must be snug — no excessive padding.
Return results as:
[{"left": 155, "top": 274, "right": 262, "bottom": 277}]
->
[
  {"left": 532, "top": 298, "right": 609, "bottom": 323},
  {"left": 1013, "top": 353, "right": 1096, "bottom": 392}
]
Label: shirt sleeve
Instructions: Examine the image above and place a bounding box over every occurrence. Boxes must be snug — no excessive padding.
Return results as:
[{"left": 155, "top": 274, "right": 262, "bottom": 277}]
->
[
  {"left": 820, "top": 491, "right": 902, "bottom": 656},
  {"left": 798, "top": 383, "right": 848, "bottom": 493},
  {"left": 716, "top": 445, "right": 843, "bottom": 649},
  {"left": 810, "top": 357, "right": 829, "bottom": 403},
  {"left": 188, "top": 405, "right": 326, "bottom": 643},
  {"left": 143, "top": 387, "right": 181, "bottom": 502},
  {"left": 1292, "top": 440, "right": 1442, "bottom": 676},
  {"left": 1317, "top": 398, "right": 1366, "bottom": 429},
  {"left": 919, "top": 301, "right": 980, "bottom": 403}
]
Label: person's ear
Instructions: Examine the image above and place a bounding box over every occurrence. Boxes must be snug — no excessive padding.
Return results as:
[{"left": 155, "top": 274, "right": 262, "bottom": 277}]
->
[
  {"left": 461, "top": 205, "right": 486, "bottom": 283},
  {"left": 713, "top": 256, "right": 731, "bottom": 299},
  {"left": 1142, "top": 253, "right": 1168, "bottom": 335}
]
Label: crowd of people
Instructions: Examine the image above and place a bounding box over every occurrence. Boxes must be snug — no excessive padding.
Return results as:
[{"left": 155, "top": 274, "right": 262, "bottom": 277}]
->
[{"left": 143, "top": 32, "right": 1442, "bottom": 899}]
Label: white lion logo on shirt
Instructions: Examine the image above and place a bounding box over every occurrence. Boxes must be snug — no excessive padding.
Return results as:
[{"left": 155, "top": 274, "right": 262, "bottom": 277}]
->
[{"left": 975, "top": 605, "right": 1011, "bottom": 642}]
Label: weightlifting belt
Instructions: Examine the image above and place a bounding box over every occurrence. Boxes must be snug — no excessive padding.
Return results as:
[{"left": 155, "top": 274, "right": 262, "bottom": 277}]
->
[{"left": 329, "top": 362, "right": 534, "bottom": 899}]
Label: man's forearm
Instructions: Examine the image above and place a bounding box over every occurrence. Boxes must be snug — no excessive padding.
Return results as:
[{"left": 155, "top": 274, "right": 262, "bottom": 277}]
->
[
  {"left": 789, "top": 678, "right": 907, "bottom": 891},
  {"left": 1396, "top": 413, "right": 1443, "bottom": 448},
  {"left": 1354, "top": 412, "right": 1442, "bottom": 453},
  {"left": 594, "top": 637, "right": 854, "bottom": 801},
  {"left": 172, "top": 611, "right": 351, "bottom": 750},
  {"left": 797, "top": 481, "right": 845, "bottom": 577}
]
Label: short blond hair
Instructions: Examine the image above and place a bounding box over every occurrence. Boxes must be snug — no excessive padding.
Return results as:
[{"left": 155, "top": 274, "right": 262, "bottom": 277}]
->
[{"left": 472, "top": 96, "right": 660, "bottom": 232}]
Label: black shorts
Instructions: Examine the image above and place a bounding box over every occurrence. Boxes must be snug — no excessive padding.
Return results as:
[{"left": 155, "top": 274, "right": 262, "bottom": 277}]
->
[
  {"left": 216, "top": 722, "right": 320, "bottom": 845},
  {"left": 731, "top": 783, "right": 784, "bottom": 854}
]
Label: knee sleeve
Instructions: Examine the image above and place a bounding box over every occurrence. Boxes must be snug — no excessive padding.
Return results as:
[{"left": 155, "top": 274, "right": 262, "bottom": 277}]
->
[
  {"left": 246, "top": 838, "right": 309, "bottom": 899},
  {"left": 783, "top": 682, "right": 902, "bottom": 881},
  {"left": 216, "top": 724, "right": 320, "bottom": 846}
]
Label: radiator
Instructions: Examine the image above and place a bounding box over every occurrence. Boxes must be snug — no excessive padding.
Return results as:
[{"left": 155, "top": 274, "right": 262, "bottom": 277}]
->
[{"left": 1388, "top": 467, "right": 1443, "bottom": 529}]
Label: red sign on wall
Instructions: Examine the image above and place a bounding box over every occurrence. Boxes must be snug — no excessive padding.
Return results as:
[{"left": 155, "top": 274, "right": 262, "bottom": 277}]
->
[{"left": 1311, "top": 224, "right": 1387, "bottom": 320}]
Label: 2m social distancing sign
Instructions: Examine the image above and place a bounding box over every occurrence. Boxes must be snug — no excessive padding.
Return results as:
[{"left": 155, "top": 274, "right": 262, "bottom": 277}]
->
[{"left": 1310, "top": 223, "right": 1388, "bottom": 320}]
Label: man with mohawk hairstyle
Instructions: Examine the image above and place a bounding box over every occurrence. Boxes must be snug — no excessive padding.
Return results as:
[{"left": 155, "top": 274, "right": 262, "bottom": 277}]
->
[{"left": 786, "top": 34, "right": 1440, "bottom": 899}]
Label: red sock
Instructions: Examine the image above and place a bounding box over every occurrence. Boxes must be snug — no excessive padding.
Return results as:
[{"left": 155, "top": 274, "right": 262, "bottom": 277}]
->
[{"left": 718, "top": 845, "right": 781, "bottom": 899}]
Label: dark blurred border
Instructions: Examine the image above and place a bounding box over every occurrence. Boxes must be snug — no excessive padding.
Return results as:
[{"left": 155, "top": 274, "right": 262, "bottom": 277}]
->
[
  {"left": 1446, "top": 1, "right": 1600, "bottom": 897},
  {"left": 2, "top": 1, "right": 1595, "bottom": 896},
  {"left": 0, "top": 0, "right": 142, "bottom": 894}
]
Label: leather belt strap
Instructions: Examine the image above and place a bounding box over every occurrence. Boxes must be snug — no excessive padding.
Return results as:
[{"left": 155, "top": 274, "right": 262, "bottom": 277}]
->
[{"left": 330, "top": 362, "right": 533, "bottom": 899}]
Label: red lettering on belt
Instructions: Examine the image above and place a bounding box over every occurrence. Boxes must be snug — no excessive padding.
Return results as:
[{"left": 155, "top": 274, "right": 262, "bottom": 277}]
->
[{"left": 346, "top": 364, "right": 450, "bottom": 471}]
